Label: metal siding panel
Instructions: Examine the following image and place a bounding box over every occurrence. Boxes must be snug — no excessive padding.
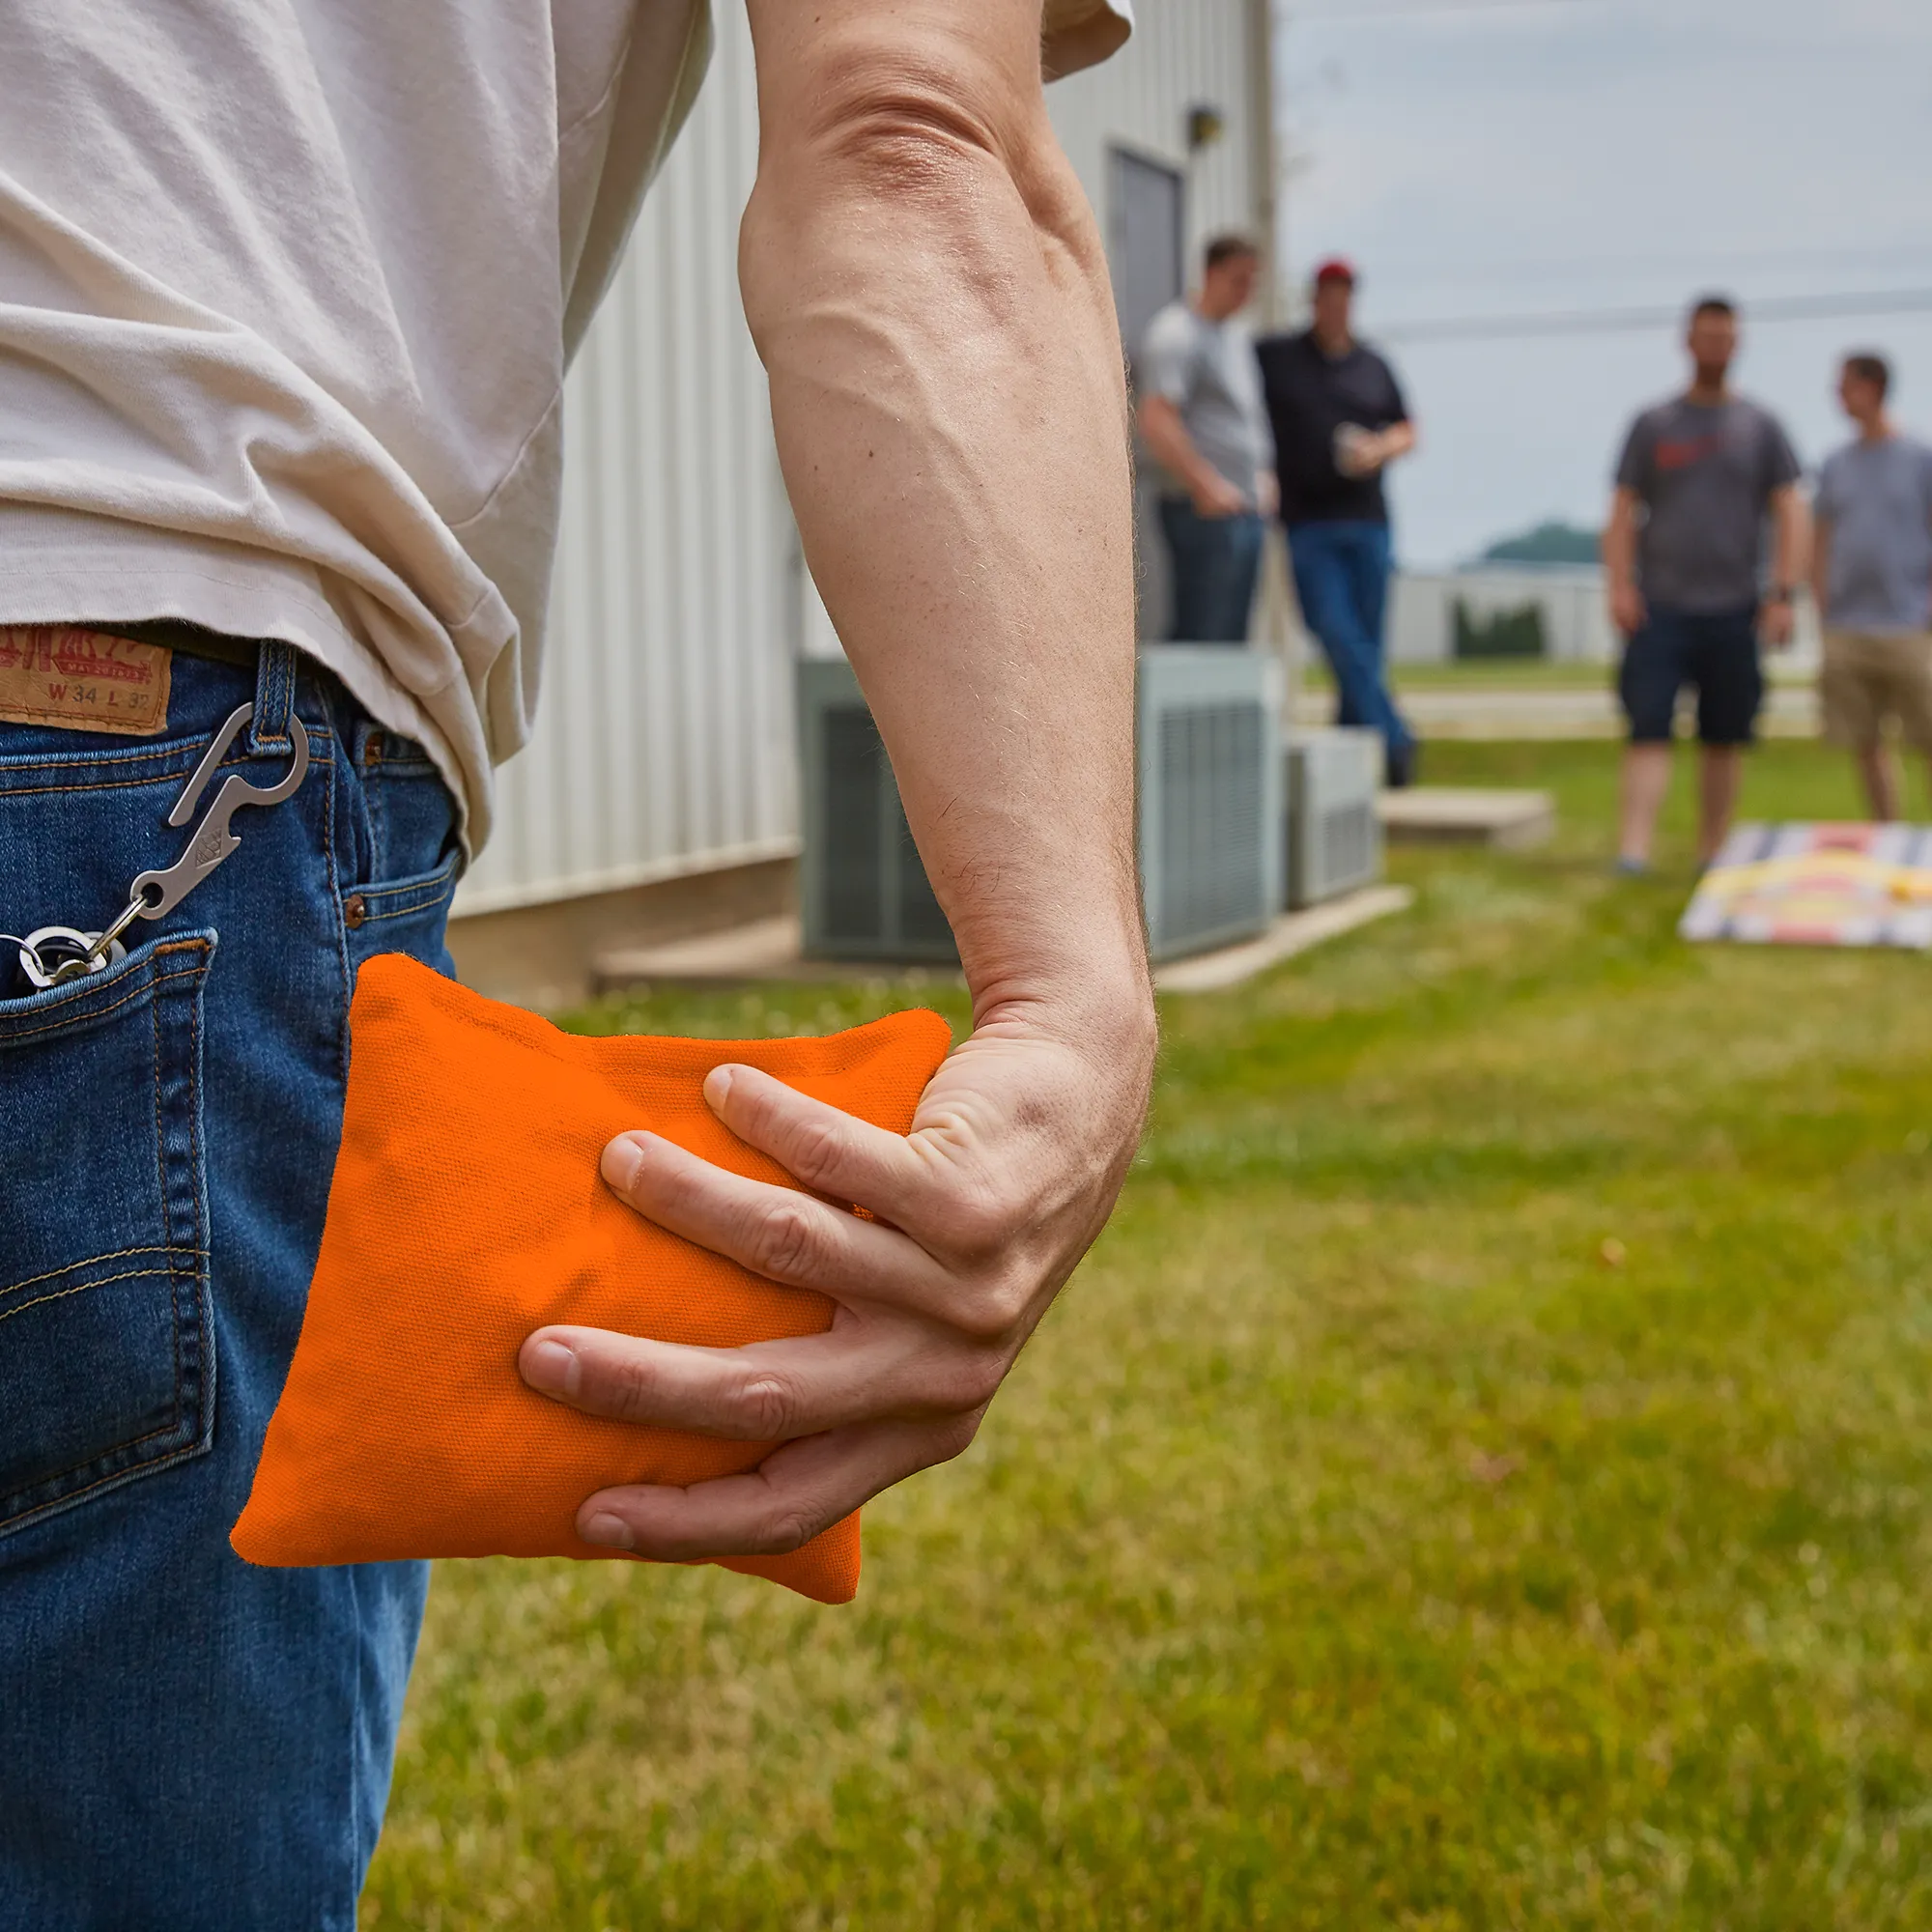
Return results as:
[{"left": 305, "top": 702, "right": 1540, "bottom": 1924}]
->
[{"left": 456, "top": 0, "right": 1263, "bottom": 917}]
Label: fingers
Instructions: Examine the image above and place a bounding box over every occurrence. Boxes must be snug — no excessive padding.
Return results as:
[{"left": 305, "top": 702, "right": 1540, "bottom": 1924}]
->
[
  {"left": 519, "top": 1320, "right": 1005, "bottom": 1439},
  {"left": 698, "top": 1063, "right": 928, "bottom": 1214},
  {"left": 570, "top": 1414, "right": 980, "bottom": 1558},
  {"left": 601, "top": 1125, "right": 946, "bottom": 1296}
]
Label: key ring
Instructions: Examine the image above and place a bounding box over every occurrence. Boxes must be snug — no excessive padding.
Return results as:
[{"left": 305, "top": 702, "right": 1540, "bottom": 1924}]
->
[{"left": 11, "top": 701, "right": 309, "bottom": 990}]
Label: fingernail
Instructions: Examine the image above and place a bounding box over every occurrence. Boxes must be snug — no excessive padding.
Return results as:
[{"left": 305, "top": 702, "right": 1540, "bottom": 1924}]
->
[
  {"left": 703, "top": 1065, "right": 736, "bottom": 1109},
  {"left": 601, "top": 1133, "right": 645, "bottom": 1194},
  {"left": 523, "top": 1338, "right": 579, "bottom": 1396},
  {"left": 582, "top": 1511, "right": 635, "bottom": 1550}
]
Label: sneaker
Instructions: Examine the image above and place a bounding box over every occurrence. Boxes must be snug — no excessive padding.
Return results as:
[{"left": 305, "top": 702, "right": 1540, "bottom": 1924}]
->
[
  {"left": 1385, "top": 740, "right": 1420, "bottom": 789},
  {"left": 1612, "top": 855, "right": 1652, "bottom": 877}
]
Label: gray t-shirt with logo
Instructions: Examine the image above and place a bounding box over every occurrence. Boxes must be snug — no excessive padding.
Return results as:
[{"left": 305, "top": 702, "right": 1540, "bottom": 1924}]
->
[
  {"left": 1614, "top": 396, "right": 1803, "bottom": 612},
  {"left": 1815, "top": 434, "right": 1932, "bottom": 634},
  {"left": 1138, "top": 301, "right": 1270, "bottom": 508}
]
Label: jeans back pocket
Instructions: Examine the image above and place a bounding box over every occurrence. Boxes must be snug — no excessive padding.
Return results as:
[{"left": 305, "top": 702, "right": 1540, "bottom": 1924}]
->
[{"left": 0, "top": 931, "right": 217, "bottom": 1537}]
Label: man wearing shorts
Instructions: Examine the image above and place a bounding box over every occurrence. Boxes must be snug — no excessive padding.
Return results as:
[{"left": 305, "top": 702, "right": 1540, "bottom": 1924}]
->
[
  {"left": 0, "top": 2, "right": 1153, "bottom": 1924},
  {"left": 1811, "top": 352, "right": 1932, "bottom": 819},
  {"left": 1603, "top": 296, "right": 1806, "bottom": 869}
]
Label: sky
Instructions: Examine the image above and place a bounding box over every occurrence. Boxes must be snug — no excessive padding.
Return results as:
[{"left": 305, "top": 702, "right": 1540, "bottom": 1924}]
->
[{"left": 1270, "top": 0, "right": 1932, "bottom": 566}]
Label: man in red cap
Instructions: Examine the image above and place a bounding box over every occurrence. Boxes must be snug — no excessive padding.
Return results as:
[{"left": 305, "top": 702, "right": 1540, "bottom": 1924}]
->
[{"left": 1258, "top": 259, "right": 1420, "bottom": 783}]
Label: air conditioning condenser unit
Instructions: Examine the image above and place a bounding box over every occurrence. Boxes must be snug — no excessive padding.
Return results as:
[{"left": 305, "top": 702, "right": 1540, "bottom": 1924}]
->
[
  {"left": 1137, "top": 645, "right": 1282, "bottom": 959},
  {"left": 798, "top": 647, "right": 1283, "bottom": 964},
  {"left": 1285, "top": 727, "right": 1383, "bottom": 908},
  {"left": 797, "top": 659, "right": 958, "bottom": 962}
]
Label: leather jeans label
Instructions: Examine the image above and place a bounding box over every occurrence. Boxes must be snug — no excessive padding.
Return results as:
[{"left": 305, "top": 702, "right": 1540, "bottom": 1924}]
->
[{"left": 0, "top": 626, "right": 172, "bottom": 735}]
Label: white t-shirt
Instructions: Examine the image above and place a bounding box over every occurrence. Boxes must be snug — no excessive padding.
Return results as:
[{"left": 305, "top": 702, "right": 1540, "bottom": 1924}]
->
[
  {"left": 0, "top": 0, "right": 1132, "bottom": 846},
  {"left": 1138, "top": 302, "right": 1268, "bottom": 508}
]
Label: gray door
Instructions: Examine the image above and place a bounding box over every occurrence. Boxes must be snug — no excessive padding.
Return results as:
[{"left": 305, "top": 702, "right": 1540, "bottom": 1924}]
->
[
  {"left": 1110, "top": 148, "right": 1186, "bottom": 637},
  {"left": 1108, "top": 148, "right": 1184, "bottom": 379}
]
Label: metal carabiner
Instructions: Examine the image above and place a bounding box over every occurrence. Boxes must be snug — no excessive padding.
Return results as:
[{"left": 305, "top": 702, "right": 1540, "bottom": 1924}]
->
[{"left": 128, "top": 701, "right": 310, "bottom": 922}]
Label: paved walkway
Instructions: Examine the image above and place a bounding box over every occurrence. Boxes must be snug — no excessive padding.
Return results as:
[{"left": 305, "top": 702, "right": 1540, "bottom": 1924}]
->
[{"left": 1293, "top": 680, "right": 1818, "bottom": 741}]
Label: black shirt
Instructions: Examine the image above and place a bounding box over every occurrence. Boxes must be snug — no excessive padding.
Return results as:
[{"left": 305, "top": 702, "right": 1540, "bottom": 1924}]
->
[{"left": 1256, "top": 328, "right": 1409, "bottom": 526}]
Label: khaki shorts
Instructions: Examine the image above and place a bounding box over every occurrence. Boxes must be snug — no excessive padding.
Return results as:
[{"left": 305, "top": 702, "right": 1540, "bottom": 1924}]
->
[{"left": 1820, "top": 629, "right": 1932, "bottom": 754}]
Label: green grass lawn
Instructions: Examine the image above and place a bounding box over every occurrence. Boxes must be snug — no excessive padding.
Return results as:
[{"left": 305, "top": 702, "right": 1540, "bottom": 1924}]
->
[
  {"left": 363, "top": 740, "right": 1932, "bottom": 1929},
  {"left": 1306, "top": 655, "right": 1615, "bottom": 692},
  {"left": 1298, "top": 658, "right": 1817, "bottom": 693}
]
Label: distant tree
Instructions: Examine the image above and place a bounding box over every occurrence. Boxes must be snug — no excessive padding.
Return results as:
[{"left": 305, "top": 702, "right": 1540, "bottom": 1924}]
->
[
  {"left": 1453, "top": 598, "right": 1546, "bottom": 660},
  {"left": 1476, "top": 520, "right": 1602, "bottom": 567}
]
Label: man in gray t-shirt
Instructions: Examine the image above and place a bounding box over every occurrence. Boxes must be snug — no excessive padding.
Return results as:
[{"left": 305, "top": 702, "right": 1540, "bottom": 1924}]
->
[
  {"left": 1135, "top": 234, "right": 1275, "bottom": 642},
  {"left": 1811, "top": 350, "right": 1932, "bottom": 818},
  {"left": 1602, "top": 297, "right": 1806, "bottom": 870}
]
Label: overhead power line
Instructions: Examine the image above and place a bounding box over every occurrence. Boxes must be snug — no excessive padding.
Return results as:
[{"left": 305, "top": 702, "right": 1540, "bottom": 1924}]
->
[
  {"left": 1286, "top": 0, "right": 1588, "bottom": 16},
  {"left": 1375, "top": 288, "right": 1932, "bottom": 345}
]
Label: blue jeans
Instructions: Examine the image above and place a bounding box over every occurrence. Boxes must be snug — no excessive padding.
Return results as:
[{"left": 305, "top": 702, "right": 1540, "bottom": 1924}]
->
[
  {"left": 0, "top": 640, "right": 462, "bottom": 1928},
  {"left": 1158, "top": 498, "right": 1264, "bottom": 642},
  {"left": 1287, "top": 519, "right": 1413, "bottom": 753}
]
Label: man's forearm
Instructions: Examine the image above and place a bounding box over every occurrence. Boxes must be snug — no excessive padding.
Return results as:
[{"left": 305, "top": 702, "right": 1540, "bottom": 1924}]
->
[
  {"left": 1809, "top": 520, "right": 1832, "bottom": 620},
  {"left": 1138, "top": 395, "right": 1219, "bottom": 502},
  {"left": 1603, "top": 491, "right": 1637, "bottom": 586},
  {"left": 1378, "top": 420, "right": 1417, "bottom": 465},
  {"left": 1771, "top": 488, "right": 1808, "bottom": 592},
  {"left": 741, "top": 0, "right": 1146, "bottom": 1028}
]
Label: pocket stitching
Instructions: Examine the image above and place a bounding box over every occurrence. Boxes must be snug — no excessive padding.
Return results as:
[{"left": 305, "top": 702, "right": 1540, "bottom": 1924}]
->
[
  {"left": 0, "top": 1265, "right": 177, "bottom": 1329},
  {"left": 0, "top": 1433, "right": 206, "bottom": 1535},
  {"left": 0, "top": 750, "right": 335, "bottom": 798},
  {"left": 0, "top": 956, "right": 207, "bottom": 1042},
  {"left": 0, "top": 935, "right": 213, "bottom": 1537},
  {"left": 152, "top": 952, "right": 189, "bottom": 1472},
  {"left": 355, "top": 852, "right": 461, "bottom": 913},
  {"left": 0, "top": 1243, "right": 206, "bottom": 1303},
  {"left": 360, "top": 882, "right": 458, "bottom": 924}
]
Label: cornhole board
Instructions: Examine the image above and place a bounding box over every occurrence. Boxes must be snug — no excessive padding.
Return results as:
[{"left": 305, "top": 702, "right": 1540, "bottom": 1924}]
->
[{"left": 1680, "top": 822, "right": 1932, "bottom": 949}]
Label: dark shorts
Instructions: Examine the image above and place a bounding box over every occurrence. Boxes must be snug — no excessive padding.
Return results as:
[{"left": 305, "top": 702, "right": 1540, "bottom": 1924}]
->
[{"left": 1617, "top": 606, "right": 1763, "bottom": 746}]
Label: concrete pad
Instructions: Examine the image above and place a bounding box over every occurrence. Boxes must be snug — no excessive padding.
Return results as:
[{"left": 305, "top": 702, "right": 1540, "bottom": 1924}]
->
[
  {"left": 1378, "top": 786, "right": 1555, "bottom": 849},
  {"left": 593, "top": 915, "right": 963, "bottom": 991},
  {"left": 1298, "top": 684, "right": 1817, "bottom": 741},
  {"left": 1154, "top": 885, "right": 1414, "bottom": 994},
  {"left": 594, "top": 886, "right": 1414, "bottom": 997}
]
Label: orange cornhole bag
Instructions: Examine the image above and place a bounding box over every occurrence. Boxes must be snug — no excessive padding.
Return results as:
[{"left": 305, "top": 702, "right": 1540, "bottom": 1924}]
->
[{"left": 230, "top": 952, "right": 952, "bottom": 1605}]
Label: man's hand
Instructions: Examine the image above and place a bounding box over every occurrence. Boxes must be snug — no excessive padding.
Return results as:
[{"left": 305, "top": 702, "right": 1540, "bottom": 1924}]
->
[
  {"left": 1608, "top": 577, "right": 1648, "bottom": 636},
  {"left": 1765, "top": 485, "right": 1808, "bottom": 652},
  {"left": 1338, "top": 421, "right": 1417, "bottom": 479},
  {"left": 1603, "top": 485, "right": 1646, "bottom": 636},
  {"left": 1190, "top": 469, "right": 1247, "bottom": 520},
  {"left": 520, "top": 999, "right": 1151, "bottom": 1558},
  {"left": 1139, "top": 391, "right": 1246, "bottom": 519}
]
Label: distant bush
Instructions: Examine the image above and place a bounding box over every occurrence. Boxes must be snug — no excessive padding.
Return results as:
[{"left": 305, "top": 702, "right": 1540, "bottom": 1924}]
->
[
  {"left": 1478, "top": 519, "right": 1602, "bottom": 565},
  {"left": 1454, "top": 598, "right": 1547, "bottom": 660}
]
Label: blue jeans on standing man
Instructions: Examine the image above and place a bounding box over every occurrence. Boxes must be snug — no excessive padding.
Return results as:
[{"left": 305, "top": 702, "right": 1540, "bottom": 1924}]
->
[
  {"left": 1287, "top": 518, "right": 1414, "bottom": 761},
  {"left": 1158, "top": 497, "right": 1264, "bottom": 643},
  {"left": 0, "top": 637, "right": 463, "bottom": 1929}
]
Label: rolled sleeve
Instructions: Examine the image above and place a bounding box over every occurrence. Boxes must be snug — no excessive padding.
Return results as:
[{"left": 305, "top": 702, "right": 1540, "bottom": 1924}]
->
[
  {"left": 1614, "top": 416, "right": 1653, "bottom": 496},
  {"left": 1043, "top": 0, "right": 1132, "bottom": 77},
  {"left": 1138, "top": 308, "right": 1193, "bottom": 407},
  {"left": 1765, "top": 418, "right": 1803, "bottom": 493}
]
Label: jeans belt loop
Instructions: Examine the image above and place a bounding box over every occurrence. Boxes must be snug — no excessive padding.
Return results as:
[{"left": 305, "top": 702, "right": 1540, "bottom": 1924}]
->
[{"left": 248, "top": 640, "right": 299, "bottom": 756}]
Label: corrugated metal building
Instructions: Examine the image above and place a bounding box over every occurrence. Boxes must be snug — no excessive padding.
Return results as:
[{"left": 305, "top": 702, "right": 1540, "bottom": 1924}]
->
[{"left": 451, "top": 0, "right": 1276, "bottom": 1008}]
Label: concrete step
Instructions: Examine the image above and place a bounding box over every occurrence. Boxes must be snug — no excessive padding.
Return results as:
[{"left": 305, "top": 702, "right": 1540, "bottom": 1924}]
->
[
  {"left": 594, "top": 886, "right": 1415, "bottom": 996},
  {"left": 1378, "top": 786, "right": 1556, "bottom": 848}
]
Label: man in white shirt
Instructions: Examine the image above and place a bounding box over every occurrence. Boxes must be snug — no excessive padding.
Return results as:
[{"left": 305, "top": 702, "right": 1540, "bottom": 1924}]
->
[
  {"left": 0, "top": 2, "right": 1154, "bottom": 1922},
  {"left": 1811, "top": 351, "right": 1932, "bottom": 818},
  {"left": 1136, "top": 235, "right": 1276, "bottom": 641}
]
